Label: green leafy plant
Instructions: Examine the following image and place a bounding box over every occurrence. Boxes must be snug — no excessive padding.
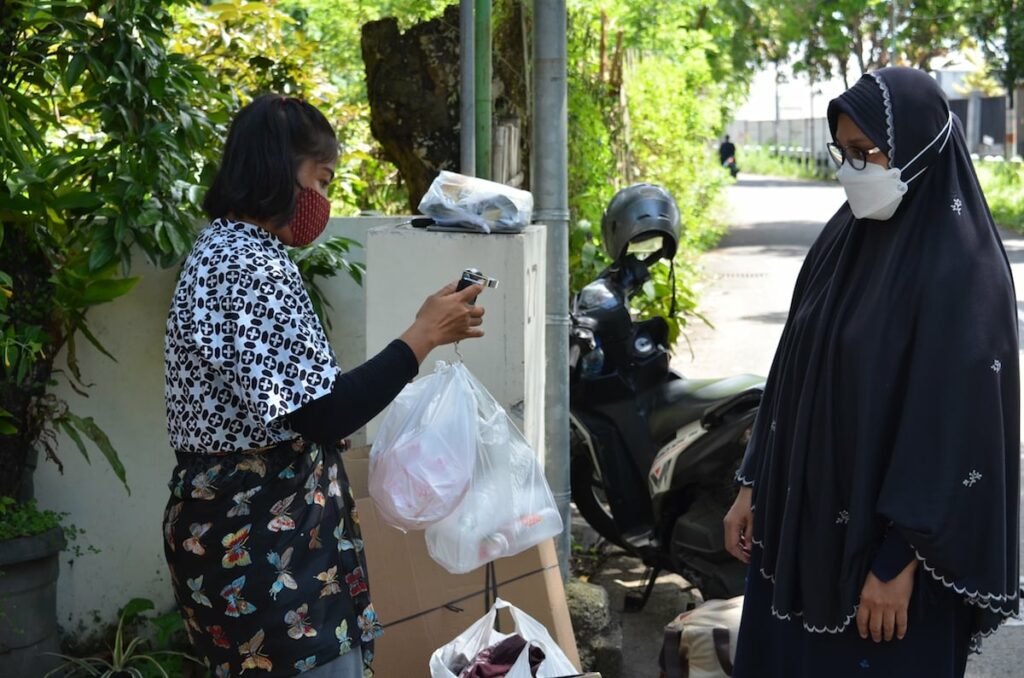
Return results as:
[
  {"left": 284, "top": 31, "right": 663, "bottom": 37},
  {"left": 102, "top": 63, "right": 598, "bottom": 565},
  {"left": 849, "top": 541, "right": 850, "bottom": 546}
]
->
[
  {"left": 290, "top": 235, "right": 367, "bottom": 330},
  {"left": 44, "top": 598, "right": 202, "bottom": 678},
  {"left": 976, "top": 159, "right": 1024, "bottom": 230},
  {"left": 738, "top": 145, "right": 833, "bottom": 181},
  {"left": 0, "top": 496, "right": 63, "bottom": 541},
  {"left": 565, "top": 3, "right": 733, "bottom": 343},
  {"left": 0, "top": 0, "right": 229, "bottom": 498},
  {"left": 0, "top": 0, "right": 365, "bottom": 505}
]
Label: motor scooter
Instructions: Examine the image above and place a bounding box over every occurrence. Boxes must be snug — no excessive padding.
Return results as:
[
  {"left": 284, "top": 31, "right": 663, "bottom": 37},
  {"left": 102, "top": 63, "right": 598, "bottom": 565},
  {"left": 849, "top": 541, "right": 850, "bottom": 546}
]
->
[{"left": 570, "top": 185, "right": 763, "bottom": 607}]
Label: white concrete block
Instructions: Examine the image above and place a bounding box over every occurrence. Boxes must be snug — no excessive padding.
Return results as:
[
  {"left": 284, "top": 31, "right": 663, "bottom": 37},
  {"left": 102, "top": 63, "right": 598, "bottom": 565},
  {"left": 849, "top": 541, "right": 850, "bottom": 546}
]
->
[{"left": 365, "top": 224, "right": 547, "bottom": 460}]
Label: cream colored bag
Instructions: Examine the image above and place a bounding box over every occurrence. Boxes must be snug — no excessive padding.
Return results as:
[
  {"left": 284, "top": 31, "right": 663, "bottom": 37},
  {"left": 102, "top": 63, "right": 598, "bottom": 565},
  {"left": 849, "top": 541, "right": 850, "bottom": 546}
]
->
[{"left": 659, "top": 596, "right": 742, "bottom": 678}]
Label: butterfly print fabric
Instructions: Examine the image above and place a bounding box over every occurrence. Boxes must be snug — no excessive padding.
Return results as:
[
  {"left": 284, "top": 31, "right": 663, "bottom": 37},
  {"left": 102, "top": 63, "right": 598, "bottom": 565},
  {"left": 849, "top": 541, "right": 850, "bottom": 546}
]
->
[{"left": 163, "top": 439, "right": 380, "bottom": 676}]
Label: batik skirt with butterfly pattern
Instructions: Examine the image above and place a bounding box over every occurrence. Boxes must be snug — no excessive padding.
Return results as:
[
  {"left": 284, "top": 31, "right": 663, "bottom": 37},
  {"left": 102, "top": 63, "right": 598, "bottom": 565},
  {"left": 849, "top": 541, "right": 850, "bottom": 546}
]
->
[{"left": 162, "top": 438, "right": 381, "bottom": 677}]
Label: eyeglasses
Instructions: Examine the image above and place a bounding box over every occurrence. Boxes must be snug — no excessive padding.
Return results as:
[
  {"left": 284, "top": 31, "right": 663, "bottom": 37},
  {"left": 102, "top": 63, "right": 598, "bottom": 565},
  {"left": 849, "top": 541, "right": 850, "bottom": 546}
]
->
[{"left": 826, "top": 142, "right": 884, "bottom": 170}]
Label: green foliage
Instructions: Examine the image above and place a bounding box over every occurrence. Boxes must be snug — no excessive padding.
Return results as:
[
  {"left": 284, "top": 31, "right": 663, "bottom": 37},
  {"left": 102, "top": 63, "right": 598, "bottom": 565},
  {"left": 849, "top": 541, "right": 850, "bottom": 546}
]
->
[
  {"left": 625, "top": 54, "right": 729, "bottom": 342},
  {"left": 170, "top": 0, "right": 410, "bottom": 215},
  {"left": 965, "top": 1, "right": 1024, "bottom": 92},
  {"left": 566, "top": 74, "right": 617, "bottom": 294},
  {"left": 170, "top": 1, "right": 320, "bottom": 102},
  {"left": 572, "top": 0, "right": 766, "bottom": 103},
  {"left": 0, "top": 497, "right": 63, "bottom": 541},
  {"left": 565, "top": 2, "right": 738, "bottom": 342},
  {"left": 759, "top": 0, "right": 976, "bottom": 86},
  {"left": 331, "top": 123, "right": 411, "bottom": 216},
  {"left": 44, "top": 597, "right": 202, "bottom": 678},
  {"left": 279, "top": 0, "right": 452, "bottom": 100},
  {"left": 290, "top": 236, "right": 367, "bottom": 330},
  {"left": 0, "top": 0, "right": 367, "bottom": 496},
  {"left": 739, "top": 145, "right": 833, "bottom": 180},
  {"left": 976, "top": 160, "right": 1024, "bottom": 230},
  {"left": 0, "top": 0, "right": 228, "bottom": 491}
]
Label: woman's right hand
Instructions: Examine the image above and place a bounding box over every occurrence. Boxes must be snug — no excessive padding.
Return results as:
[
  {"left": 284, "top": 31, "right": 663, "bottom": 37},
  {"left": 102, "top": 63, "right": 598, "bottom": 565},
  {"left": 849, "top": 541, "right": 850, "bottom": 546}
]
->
[
  {"left": 723, "top": 486, "right": 754, "bottom": 564},
  {"left": 400, "top": 282, "right": 486, "bottom": 363}
]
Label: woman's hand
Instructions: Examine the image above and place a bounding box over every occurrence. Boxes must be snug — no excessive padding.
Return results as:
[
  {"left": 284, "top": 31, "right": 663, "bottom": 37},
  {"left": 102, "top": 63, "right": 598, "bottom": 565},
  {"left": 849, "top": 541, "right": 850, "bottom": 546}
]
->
[
  {"left": 400, "top": 282, "right": 486, "bottom": 363},
  {"left": 723, "top": 486, "right": 754, "bottom": 564},
  {"left": 856, "top": 560, "right": 917, "bottom": 642}
]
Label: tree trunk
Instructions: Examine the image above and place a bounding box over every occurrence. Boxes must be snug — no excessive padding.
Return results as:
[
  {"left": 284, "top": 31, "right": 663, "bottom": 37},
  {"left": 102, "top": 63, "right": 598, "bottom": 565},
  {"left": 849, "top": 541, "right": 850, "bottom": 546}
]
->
[
  {"left": 361, "top": 8, "right": 462, "bottom": 212},
  {"left": 361, "top": 2, "right": 530, "bottom": 210}
]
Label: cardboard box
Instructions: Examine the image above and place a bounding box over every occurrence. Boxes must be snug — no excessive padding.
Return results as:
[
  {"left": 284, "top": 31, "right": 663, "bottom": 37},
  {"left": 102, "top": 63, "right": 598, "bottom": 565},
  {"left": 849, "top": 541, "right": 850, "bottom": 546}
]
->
[{"left": 345, "top": 448, "right": 581, "bottom": 677}]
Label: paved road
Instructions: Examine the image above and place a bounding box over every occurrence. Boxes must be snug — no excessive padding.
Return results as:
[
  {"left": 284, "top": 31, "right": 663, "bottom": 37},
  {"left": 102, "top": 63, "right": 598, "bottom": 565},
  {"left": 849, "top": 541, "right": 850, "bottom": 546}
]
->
[{"left": 592, "top": 175, "right": 1023, "bottom": 677}]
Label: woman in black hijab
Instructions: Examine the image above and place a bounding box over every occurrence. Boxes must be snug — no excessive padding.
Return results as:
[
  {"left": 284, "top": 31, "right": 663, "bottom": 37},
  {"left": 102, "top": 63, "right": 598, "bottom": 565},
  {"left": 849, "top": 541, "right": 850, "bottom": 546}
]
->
[{"left": 723, "top": 67, "right": 1020, "bottom": 677}]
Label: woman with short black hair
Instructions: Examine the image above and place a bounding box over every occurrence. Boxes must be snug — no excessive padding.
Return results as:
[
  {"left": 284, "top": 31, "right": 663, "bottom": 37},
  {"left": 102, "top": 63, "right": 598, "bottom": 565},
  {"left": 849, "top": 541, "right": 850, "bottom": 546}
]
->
[{"left": 162, "top": 94, "right": 485, "bottom": 677}]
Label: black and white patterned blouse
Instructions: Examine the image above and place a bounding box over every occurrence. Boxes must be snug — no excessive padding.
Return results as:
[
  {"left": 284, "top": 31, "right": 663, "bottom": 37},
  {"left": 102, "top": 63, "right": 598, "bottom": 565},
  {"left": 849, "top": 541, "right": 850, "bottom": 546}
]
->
[{"left": 165, "top": 219, "right": 338, "bottom": 454}]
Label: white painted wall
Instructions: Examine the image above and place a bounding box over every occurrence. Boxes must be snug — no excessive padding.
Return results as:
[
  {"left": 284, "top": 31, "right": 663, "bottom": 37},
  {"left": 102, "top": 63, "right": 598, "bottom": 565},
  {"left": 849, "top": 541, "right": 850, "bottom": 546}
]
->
[
  {"left": 33, "top": 216, "right": 404, "bottom": 632},
  {"left": 364, "top": 224, "right": 547, "bottom": 461}
]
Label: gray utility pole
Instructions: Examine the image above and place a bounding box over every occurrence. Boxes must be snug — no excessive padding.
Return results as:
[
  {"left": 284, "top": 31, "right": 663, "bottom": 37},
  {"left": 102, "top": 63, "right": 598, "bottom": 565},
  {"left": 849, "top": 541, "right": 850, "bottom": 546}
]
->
[
  {"left": 889, "top": 0, "right": 897, "bottom": 66},
  {"left": 774, "top": 62, "right": 781, "bottom": 146},
  {"left": 460, "top": 0, "right": 475, "bottom": 175},
  {"left": 532, "top": 0, "right": 571, "bottom": 579},
  {"left": 475, "top": 0, "right": 493, "bottom": 179}
]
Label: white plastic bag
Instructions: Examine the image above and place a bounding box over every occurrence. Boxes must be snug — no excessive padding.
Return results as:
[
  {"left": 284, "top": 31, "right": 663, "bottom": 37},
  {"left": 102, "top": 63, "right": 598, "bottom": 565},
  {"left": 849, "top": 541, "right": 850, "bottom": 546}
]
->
[
  {"left": 418, "top": 170, "right": 533, "bottom": 233},
  {"left": 425, "top": 369, "right": 562, "bottom": 574},
  {"left": 369, "top": 361, "right": 477, "bottom": 530},
  {"left": 429, "top": 598, "right": 579, "bottom": 678}
]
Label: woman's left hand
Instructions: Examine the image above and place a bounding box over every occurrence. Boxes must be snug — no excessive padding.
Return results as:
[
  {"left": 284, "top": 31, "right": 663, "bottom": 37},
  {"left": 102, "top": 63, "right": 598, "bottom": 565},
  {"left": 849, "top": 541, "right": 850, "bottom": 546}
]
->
[{"left": 856, "top": 560, "right": 917, "bottom": 642}]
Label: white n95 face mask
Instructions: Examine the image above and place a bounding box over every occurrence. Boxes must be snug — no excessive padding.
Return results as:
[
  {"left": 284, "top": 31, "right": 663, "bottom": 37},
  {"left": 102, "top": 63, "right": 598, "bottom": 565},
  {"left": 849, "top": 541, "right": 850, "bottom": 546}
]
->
[
  {"left": 836, "top": 162, "right": 908, "bottom": 221},
  {"left": 835, "top": 111, "right": 955, "bottom": 222}
]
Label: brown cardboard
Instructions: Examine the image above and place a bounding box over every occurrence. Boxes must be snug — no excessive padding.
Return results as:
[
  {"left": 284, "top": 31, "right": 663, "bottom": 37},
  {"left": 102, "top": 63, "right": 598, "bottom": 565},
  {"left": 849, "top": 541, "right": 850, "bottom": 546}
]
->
[{"left": 345, "top": 447, "right": 580, "bottom": 677}]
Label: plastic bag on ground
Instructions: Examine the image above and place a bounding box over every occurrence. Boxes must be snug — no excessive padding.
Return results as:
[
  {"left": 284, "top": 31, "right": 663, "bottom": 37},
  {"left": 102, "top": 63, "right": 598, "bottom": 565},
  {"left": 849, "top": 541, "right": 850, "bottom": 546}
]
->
[
  {"left": 369, "top": 361, "right": 477, "bottom": 530},
  {"left": 425, "top": 368, "right": 562, "bottom": 574},
  {"left": 417, "top": 170, "right": 533, "bottom": 233},
  {"left": 429, "top": 598, "right": 578, "bottom": 678}
]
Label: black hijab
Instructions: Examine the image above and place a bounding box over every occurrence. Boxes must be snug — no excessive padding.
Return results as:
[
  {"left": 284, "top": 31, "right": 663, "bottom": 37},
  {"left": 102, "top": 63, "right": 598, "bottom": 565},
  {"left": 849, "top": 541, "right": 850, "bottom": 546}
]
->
[{"left": 738, "top": 67, "right": 1020, "bottom": 648}]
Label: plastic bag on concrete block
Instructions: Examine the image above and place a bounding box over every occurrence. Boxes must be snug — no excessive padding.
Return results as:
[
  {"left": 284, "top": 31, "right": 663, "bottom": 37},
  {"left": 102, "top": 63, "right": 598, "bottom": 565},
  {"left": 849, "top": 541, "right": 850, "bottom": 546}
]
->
[
  {"left": 417, "top": 170, "right": 533, "bottom": 233},
  {"left": 425, "top": 368, "right": 562, "bottom": 574},
  {"left": 369, "top": 361, "right": 477, "bottom": 530},
  {"left": 429, "top": 598, "right": 579, "bottom": 678}
]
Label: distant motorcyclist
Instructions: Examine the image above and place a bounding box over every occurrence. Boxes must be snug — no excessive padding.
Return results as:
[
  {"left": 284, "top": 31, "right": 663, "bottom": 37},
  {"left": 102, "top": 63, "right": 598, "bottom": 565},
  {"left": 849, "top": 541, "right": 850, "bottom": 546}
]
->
[{"left": 719, "top": 135, "right": 739, "bottom": 177}]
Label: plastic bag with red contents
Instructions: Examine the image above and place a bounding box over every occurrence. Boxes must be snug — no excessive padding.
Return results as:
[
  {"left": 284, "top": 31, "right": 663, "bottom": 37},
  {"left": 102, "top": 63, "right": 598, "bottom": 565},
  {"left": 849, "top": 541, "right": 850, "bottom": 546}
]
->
[{"left": 369, "top": 361, "right": 477, "bottom": 530}]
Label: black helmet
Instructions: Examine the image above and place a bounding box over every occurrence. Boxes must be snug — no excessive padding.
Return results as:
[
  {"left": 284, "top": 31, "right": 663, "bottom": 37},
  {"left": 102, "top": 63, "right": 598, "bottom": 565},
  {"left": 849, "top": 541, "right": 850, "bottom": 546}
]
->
[{"left": 600, "top": 183, "right": 680, "bottom": 263}]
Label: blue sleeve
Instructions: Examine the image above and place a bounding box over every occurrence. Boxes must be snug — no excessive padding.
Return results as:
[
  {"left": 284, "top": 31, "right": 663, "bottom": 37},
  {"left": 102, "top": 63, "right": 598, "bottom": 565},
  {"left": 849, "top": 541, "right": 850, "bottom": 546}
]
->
[{"left": 870, "top": 527, "right": 916, "bottom": 582}]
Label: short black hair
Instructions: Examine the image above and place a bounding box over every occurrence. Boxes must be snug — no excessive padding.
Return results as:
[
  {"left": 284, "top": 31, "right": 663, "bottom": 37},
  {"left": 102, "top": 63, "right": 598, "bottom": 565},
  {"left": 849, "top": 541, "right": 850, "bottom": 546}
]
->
[{"left": 203, "top": 94, "right": 338, "bottom": 229}]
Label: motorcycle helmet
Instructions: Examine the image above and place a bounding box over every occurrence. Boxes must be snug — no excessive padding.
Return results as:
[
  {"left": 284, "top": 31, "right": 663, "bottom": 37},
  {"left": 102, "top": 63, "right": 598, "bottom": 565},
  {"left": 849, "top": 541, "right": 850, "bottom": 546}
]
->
[{"left": 600, "top": 183, "right": 680, "bottom": 263}]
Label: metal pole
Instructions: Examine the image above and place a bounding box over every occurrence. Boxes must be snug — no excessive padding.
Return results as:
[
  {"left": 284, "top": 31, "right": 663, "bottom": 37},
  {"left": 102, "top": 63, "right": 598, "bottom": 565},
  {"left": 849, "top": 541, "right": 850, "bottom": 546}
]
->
[
  {"left": 475, "top": 0, "right": 492, "bottom": 180},
  {"left": 774, "top": 62, "right": 781, "bottom": 148},
  {"left": 808, "top": 76, "right": 814, "bottom": 171},
  {"left": 460, "top": 0, "right": 476, "bottom": 175},
  {"left": 532, "top": 0, "right": 571, "bottom": 579},
  {"left": 889, "top": 0, "right": 897, "bottom": 66}
]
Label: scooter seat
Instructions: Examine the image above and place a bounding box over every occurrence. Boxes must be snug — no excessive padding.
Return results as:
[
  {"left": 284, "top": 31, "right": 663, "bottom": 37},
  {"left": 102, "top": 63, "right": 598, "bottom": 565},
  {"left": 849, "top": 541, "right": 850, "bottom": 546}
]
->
[{"left": 648, "top": 374, "right": 764, "bottom": 444}]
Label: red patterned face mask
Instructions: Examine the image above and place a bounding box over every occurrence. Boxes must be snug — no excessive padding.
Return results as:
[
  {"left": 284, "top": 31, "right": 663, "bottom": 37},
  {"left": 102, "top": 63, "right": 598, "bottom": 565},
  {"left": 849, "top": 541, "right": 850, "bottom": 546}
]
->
[{"left": 288, "top": 188, "right": 331, "bottom": 247}]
